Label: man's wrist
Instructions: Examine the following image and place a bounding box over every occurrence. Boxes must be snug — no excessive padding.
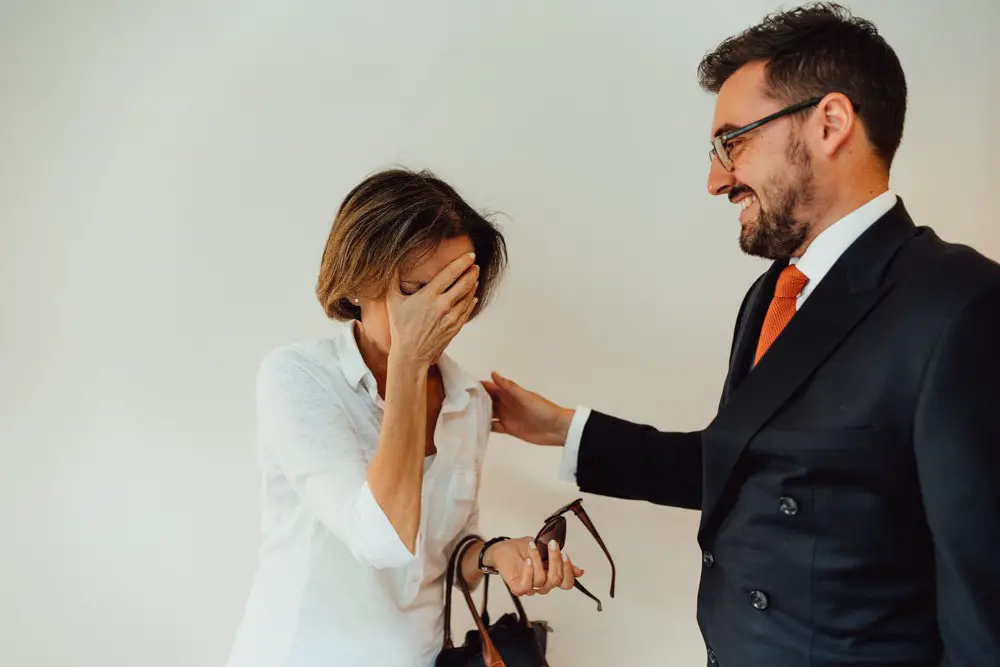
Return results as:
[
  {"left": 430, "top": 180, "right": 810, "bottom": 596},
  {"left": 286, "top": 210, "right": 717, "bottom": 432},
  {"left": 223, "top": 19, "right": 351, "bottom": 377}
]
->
[{"left": 546, "top": 407, "right": 576, "bottom": 446}]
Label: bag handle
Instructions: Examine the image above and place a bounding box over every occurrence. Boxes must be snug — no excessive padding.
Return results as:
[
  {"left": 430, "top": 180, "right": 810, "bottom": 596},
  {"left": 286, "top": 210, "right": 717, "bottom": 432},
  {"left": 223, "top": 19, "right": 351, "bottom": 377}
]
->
[
  {"left": 479, "top": 570, "right": 531, "bottom": 629},
  {"left": 441, "top": 535, "right": 507, "bottom": 667},
  {"left": 442, "top": 534, "right": 480, "bottom": 649}
]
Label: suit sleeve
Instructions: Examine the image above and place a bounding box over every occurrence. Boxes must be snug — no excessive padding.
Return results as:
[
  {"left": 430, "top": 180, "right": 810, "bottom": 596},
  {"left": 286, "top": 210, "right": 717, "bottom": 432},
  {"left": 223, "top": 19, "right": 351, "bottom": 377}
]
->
[
  {"left": 570, "top": 275, "right": 767, "bottom": 510},
  {"left": 575, "top": 411, "right": 703, "bottom": 510},
  {"left": 913, "top": 284, "right": 1000, "bottom": 665}
]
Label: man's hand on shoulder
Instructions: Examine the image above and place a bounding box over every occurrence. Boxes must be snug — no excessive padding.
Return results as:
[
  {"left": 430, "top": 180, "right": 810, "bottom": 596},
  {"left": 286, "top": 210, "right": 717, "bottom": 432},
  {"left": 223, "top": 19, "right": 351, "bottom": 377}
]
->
[{"left": 482, "top": 372, "right": 574, "bottom": 446}]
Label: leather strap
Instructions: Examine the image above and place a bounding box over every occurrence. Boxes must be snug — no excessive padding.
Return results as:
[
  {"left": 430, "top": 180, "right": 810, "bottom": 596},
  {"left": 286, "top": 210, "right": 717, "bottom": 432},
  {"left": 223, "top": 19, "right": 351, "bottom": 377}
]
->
[
  {"left": 457, "top": 552, "right": 506, "bottom": 667},
  {"left": 442, "top": 534, "right": 482, "bottom": 650},
  {"left": 441, "top": 535, "right": 534, "bottom": 667}
]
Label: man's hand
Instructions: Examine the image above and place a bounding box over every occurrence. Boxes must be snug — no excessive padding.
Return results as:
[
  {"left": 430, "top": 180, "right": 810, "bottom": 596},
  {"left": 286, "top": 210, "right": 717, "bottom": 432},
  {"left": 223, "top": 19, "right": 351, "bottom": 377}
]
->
[
  {"left": 484, "top": 536, "right": 584, "bottom": 597},
  {"left": 482, "top": 373, "right": 575, "bottom": 446}
]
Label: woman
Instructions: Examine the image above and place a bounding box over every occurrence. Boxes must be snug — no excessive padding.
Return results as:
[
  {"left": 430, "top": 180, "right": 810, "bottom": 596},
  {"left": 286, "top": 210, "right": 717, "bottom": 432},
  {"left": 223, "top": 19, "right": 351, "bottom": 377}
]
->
[{"left": 225, "top": 169, "right": 583, "bottom": 667}]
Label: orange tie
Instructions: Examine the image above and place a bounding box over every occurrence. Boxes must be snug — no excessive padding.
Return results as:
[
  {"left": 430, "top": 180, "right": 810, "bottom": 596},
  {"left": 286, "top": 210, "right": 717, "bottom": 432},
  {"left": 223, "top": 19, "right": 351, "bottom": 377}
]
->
[{"left": 754, "top": 265, "right": 809, "bottom": 365}]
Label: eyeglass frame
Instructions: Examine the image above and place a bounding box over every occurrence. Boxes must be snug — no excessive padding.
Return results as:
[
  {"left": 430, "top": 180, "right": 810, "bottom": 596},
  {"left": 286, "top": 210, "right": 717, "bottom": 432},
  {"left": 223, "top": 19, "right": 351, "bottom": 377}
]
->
[
  {"left": 533, "top": 497, "right": 616, "bottom": 611},
  {"left": 709, "top": 95, "right": 859, "bottom": 172}
]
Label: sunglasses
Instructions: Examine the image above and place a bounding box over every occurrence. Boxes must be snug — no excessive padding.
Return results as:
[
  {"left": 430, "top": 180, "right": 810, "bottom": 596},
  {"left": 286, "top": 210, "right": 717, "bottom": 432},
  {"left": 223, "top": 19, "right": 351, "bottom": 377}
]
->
[{"left": 533, "top": 498, "right": 615, "bottom": 611}]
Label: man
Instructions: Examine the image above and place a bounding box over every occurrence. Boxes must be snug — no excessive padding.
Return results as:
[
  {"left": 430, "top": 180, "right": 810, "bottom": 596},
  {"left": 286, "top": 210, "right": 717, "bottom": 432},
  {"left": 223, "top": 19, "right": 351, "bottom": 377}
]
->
[{"left": 485, "top": 4, "right": 1000, "bottom": 666}]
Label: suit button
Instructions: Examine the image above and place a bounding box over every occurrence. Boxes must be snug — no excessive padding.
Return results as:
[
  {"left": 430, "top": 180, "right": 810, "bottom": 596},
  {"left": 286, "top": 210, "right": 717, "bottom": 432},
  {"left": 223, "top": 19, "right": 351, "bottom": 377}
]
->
[
  {"left": 707, "top": 647, "right": 717, "bottom": 664},
  {"left": 702, "top": 550, "right": 715, "bottom": 568},
  {"left": 750, "top": 590, "right": 769, "bottom": 610},
  {"left": 779, "top": 496, "right": 798, "bottom": 515}
]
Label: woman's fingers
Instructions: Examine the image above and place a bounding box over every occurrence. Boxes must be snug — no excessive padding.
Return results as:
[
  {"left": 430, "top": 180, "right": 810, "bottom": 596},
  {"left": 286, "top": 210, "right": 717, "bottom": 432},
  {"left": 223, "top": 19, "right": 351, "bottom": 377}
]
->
[
  {"left": 559, "top": 552, "right": 577, "bottom": 590},
  {"left": 458, "top": 288, "right": 478, "bottom": 326},
  {"left": 428, "top": 252, "right": 477, "bottom": 296},
  {"left": 543, "top": 541, "right": 564, "bottom": 592},
  {"left": 528, "top": 540, "right": 547, "bottom": 592},
  {"left": 442, "top": 264, "right": 480, "bottom": 307},
  {"left": 518, "top": 558, "right": 534, "bottom": 596}
]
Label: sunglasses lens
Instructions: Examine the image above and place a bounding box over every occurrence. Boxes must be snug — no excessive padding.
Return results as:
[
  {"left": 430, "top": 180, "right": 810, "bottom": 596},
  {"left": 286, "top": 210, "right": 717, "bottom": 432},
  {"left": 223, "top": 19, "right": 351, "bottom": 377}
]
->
[{"left": 535, "top": 518, "right": 566, "bottom": 562}]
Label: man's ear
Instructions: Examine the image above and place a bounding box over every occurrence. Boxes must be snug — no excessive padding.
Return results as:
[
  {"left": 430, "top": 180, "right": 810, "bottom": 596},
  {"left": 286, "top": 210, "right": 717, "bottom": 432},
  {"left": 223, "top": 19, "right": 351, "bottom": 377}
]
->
[{"left": 815, "top": 92, "right": 858, "bottom": 158}]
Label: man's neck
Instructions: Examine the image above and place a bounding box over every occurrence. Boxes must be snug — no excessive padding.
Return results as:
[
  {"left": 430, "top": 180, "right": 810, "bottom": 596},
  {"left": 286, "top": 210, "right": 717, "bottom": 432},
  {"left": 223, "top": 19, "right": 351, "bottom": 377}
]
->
[{"left": 795, "top": 177, "right": 890, "bottom": 257}]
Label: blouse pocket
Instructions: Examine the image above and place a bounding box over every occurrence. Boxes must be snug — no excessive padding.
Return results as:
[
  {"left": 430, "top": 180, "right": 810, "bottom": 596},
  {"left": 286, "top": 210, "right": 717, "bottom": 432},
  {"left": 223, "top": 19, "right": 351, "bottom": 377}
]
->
[{"left": 434, "top": 467, "right": 478, "bottom": 541}]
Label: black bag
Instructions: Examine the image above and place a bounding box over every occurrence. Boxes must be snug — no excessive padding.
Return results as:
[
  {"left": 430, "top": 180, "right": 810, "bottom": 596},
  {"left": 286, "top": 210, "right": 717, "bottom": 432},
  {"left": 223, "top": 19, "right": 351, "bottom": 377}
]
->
[{"left": 435, "top": 536, "right": 552, "bottom": 667}]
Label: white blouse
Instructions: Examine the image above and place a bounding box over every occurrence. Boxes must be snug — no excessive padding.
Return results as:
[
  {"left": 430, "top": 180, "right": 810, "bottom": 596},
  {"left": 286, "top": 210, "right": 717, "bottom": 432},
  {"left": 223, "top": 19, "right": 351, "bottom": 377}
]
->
[{"left": 225, "top": 320, "right": 491, "bottom": 667}]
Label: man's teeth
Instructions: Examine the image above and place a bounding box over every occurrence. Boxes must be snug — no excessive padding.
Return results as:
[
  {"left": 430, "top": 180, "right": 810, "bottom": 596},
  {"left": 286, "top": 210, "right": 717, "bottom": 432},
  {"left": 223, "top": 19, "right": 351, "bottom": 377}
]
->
[{"left": 740, "top": 195, "right": 757, "bottom": 211}]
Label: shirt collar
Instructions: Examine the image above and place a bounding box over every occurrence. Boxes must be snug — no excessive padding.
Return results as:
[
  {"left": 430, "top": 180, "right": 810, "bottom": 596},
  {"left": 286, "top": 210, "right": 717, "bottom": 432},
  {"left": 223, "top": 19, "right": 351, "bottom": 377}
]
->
[
  {"left": 332, "top": 319, "right": 477, "bottom": 412},
  {"left": 332, "top": 320, "right": 371, "bottom": 390},
  {"left": 791, "top": 189, "right": 898, "bottom": 286}
]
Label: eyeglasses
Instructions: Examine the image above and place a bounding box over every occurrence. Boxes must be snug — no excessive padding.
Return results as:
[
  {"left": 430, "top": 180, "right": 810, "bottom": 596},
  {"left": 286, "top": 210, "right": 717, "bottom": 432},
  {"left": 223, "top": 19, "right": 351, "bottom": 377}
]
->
[
  {"left": 534, "top": 498, "right": 615, "bottom": 611},
  {"left": 710, "top": 96, "right": 831, "bottom": 172}
]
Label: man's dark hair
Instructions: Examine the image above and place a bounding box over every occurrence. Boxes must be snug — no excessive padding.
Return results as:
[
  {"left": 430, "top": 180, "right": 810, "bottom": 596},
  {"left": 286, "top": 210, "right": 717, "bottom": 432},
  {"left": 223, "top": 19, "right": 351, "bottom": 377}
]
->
[{"left": 698, "top": 2, "right": 907, "bottom": 168}]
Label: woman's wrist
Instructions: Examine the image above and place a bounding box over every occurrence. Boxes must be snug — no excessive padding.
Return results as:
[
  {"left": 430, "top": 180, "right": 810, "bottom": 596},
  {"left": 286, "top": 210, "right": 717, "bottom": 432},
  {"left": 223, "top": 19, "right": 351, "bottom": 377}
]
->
[
  {"left": 387, "top": 347, "right": 431, "bottom": 375},
  {"left": 478, "top": 536, "right": 511, "bottom": 571}
]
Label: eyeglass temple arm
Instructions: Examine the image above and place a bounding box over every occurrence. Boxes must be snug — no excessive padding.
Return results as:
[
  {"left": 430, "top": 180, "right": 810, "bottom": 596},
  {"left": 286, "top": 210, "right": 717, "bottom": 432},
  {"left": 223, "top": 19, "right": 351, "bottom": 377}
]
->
[
  {"left": 571, "top": 506, "right": 616, "bottom": 598},
  {"left": 574, "top": 579, "right": 603, "bottom": 612},
  {"left": 721, "top": 96, "right": 826, "bottom": 142}
]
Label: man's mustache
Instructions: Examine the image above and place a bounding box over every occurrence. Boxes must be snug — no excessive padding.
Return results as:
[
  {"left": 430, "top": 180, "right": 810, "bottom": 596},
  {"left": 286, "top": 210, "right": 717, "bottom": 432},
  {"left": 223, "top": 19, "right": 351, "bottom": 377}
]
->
[{"left": 728, "top": 185, "right": 754, "bottom": 204}]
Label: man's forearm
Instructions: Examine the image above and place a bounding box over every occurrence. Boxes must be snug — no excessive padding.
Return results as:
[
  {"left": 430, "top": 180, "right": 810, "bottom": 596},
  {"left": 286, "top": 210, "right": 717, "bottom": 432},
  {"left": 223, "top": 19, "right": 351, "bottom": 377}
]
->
[{"left": 576, "top": 410, "right": 704, "bottom": 509}]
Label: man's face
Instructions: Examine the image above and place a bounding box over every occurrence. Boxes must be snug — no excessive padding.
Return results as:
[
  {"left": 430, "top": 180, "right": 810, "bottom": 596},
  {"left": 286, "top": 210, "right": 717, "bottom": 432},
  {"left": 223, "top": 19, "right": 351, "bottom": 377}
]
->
[{"left": 707, "top": 62, "right": 816, "bottom": 260}]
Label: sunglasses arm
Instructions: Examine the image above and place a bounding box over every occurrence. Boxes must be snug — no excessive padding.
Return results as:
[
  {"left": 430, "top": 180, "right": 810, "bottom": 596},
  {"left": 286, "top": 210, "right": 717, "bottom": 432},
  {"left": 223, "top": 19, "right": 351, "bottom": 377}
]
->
[{"left": 571, "top": 505, "right": 617, "bottom": 598}]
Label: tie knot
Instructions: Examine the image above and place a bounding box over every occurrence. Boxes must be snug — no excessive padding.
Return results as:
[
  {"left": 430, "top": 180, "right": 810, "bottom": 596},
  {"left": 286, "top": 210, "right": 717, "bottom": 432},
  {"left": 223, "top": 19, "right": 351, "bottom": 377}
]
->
[{"left": 775, "top": 265, "right": 808, "bottom": 299}]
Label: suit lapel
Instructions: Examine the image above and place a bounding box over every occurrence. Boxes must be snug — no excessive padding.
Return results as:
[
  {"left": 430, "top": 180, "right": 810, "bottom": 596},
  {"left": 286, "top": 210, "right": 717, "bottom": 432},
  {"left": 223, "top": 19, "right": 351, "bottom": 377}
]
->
[
  {"left": 698, "top": 200, "right": 918, "bottom": 537},
  {"left": 719, "top": 264, "right": 783, "bottom": 408}
]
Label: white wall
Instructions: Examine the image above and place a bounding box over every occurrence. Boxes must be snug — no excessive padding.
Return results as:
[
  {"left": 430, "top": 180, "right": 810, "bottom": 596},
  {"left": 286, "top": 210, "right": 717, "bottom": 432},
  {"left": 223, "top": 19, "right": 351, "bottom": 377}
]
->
[{"left": 2, "top": 1, "right": 997, "bottom": 665}]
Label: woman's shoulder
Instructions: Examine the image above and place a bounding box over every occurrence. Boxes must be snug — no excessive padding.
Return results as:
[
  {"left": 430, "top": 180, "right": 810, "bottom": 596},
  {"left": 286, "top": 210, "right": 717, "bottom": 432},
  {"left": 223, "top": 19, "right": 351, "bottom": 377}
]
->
[
  {"left": 438, "top": 354, "right": 493, "bottom": 451},
  {"left": 256, "top": 333, "right": 352, "bottom": 397},
  {"left": 438, "top": 354, "right": 490, "bottom": 406},
  {"left": 259, "top": 339, "right": 334, "bottom": 373}
]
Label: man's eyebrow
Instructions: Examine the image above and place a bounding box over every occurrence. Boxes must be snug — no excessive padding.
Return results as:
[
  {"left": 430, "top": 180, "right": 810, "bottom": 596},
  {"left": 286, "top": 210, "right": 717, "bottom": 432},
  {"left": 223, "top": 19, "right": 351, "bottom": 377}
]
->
[{"left": 713, "top": 123, "right": 740, "bottom": 138}]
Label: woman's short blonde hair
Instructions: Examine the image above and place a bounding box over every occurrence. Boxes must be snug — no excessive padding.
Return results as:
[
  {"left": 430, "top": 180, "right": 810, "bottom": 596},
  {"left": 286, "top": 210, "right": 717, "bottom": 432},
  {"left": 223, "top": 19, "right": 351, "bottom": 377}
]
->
[{"left": 316, "top": 168, "right": 508, "bottom": 321}]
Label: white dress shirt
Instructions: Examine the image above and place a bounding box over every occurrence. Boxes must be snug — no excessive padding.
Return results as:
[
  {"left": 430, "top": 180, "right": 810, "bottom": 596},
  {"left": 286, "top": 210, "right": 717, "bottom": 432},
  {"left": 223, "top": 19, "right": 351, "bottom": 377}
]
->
[
  {"left": 558, "top": 189, "right": 899, "bottom": 482},
  {"left": 225, "top": 320, "right": 491, "bottom": 667}
]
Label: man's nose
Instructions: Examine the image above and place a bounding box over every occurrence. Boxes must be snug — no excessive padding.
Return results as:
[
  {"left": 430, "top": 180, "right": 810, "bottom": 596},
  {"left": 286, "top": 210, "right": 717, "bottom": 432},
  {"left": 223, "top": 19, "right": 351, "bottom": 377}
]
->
[{"left": 707, "top": 157, "right": 736, "bottom": 197}]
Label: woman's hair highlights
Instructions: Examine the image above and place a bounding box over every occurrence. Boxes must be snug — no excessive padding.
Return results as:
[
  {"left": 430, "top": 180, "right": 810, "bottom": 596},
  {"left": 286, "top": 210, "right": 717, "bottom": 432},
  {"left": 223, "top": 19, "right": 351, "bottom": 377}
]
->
[{"left": 316, "top": 168, "right": 508, "bottom": 321}]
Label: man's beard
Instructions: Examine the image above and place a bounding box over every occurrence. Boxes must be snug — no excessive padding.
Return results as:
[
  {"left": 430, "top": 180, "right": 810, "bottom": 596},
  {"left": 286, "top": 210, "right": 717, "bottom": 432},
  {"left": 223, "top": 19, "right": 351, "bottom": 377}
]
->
[{"left": 738, "top": 136, "right": 814, "bottom": 260}]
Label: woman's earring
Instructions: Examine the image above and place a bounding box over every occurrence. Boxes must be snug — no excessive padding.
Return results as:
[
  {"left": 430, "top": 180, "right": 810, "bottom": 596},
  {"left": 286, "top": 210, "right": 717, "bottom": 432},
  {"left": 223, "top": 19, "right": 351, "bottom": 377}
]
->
[{"left": 353, "top": 297, "right": 360, "bottom": 305}]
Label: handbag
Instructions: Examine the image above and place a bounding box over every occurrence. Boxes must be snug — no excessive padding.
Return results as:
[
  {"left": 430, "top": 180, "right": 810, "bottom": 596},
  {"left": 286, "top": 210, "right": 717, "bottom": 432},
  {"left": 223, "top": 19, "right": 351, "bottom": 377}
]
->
[{"left": 435, "top": 535, "right": 552, "bottom": 667}]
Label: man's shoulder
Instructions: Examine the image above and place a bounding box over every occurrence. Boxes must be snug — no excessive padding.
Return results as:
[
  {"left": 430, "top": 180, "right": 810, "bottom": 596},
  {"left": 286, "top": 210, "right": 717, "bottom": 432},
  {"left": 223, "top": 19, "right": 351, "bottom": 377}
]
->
[{"left": 896, "top": 226, "right": 1000, "bottom": 298}]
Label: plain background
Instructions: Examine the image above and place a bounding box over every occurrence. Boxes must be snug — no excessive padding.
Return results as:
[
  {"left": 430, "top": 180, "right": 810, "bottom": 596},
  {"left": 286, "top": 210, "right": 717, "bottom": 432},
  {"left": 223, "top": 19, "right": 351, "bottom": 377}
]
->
[{"left": 2, "top": 0, "right": 998, "bottom": 665}]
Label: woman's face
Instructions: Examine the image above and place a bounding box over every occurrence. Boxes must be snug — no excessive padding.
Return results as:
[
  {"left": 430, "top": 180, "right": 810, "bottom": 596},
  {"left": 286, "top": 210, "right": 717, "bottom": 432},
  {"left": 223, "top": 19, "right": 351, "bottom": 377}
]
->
[{"left": 357, "top": 235, "right": 476, "bottom": 358}]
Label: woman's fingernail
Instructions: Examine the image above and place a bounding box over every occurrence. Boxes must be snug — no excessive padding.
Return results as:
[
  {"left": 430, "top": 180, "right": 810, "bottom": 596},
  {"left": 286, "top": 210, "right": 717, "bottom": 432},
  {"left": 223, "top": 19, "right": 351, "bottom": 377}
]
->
[
  {"left": 528, "top": 541, "right": 537, "bottom": 550},
  {"left": 468, "top": 252, "right": 476, "bottom": 259},
  {"left": 549, "top": 540, "right": 557, "bottom": 550},
  {"left": 561, "top": 552, "right": 569, "bottom": 562}
]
